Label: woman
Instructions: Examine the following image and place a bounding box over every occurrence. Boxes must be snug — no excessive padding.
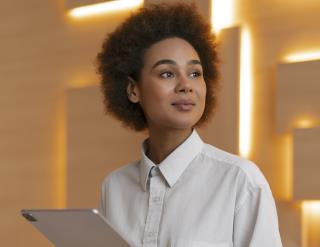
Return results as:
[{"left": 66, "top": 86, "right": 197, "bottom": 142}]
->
[{"left": 97, "top": 3, "right": 283, "bottom": 247}]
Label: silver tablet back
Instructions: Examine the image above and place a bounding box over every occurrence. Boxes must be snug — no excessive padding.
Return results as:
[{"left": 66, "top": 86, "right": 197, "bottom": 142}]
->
[{"left": 21, "top": 208, "right": 130, "bottom": 247}]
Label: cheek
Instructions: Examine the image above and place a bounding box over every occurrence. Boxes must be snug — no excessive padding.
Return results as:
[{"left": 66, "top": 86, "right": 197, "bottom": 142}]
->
[
  {"left": 203, "top": 83, "right": 207, "bottom": 97},
  {"left": 198, "top": 82, "right": 207, "bottom": 115},
  {"left": 139, "top": 83, "right": 170, "bottom": 112},
  {"left": 198, "top": 81, "right": 207, "bottom": 102},
  {"left": 144, "top": 83, "right": 171, "bottom": 102}
]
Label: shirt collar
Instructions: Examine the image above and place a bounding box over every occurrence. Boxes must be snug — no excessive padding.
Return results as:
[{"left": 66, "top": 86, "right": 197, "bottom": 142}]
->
[{"left": 139, "top": 129, "right": 204, "bottom": 191}]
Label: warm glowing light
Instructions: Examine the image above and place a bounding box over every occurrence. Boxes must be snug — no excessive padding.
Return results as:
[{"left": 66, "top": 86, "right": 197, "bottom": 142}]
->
[
  {"left": 69, "top": 0, "right": 143, "bottom": 18},
  {"left": 302, "top": 201, "right": 309, "bottom": 247},
  {"left": 303, "top": 201, "right": 320, "bottom": 215},
  {"left": 303, "top": 201, "right": 320, "bottom": 247},
  {"left": 239, "top": 27, "right": 253, "bottom": 158},
  {"left": 54, "top": 97, "right": 66, "bottom": 208},
  {"left": 67, "top": 72, "right": 99, "bottom": 89},
  {"left": 294, "top": 115, "right": 319, "bottom": 129},
  {"left": 211, "top": 0, "right": 236, "bottom": 33},
  {"left": 283, "top": 133, "right": 293, "bottom": 200},
  {"left": 285, "top": 51, "right": 320, "bottom": 63}
]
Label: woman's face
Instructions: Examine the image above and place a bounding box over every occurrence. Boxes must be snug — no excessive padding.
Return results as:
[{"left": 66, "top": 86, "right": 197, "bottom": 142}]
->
[{"left": 128, "top": 37, "right": 206, "bottom": 131}]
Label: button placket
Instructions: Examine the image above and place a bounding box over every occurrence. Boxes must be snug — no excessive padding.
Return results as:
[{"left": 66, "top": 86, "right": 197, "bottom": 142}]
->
[{"left": 143, "top": 171, "right": 166, "bottom": 247}]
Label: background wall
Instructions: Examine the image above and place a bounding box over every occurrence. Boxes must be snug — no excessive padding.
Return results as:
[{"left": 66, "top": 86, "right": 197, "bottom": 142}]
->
[{"left": 0, "top": 0, "right": 319, "bottom": 246}]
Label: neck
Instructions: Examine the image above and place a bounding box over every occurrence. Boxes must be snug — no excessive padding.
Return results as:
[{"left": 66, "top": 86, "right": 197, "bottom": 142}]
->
[{"left": 146, "top": 127, "right": 193, "bottom": 164}]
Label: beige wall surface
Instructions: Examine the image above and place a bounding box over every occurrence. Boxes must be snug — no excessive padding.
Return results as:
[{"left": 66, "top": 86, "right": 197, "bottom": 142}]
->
[
  {"left": 234, "top": 0, "right": 320, "bottom": 199},
  {"left": 67, "top": 86, "right": 146, "bottom": 208},
  {"left": 1, "top": 0, "right": 320, "bottom": 246},
  {"left": 0, "top": 1, "right": 136, "bottom": 246},
  {"left": 276, "top": 60, "right": 320, "bottom": 133}
]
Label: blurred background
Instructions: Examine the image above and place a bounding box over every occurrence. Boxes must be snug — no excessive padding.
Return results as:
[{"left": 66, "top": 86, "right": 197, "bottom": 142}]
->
[{"left": 1, "top": 0, "right": 319, "bottom": 246}]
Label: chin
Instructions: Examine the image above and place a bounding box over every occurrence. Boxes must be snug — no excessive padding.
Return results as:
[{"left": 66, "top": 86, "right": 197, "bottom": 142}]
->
[
  {"left": 167, "top": 119, "right": 199, "bottom": 130},
  {"left": 149, "top": 114, "right": 202, "bottom": 131}
]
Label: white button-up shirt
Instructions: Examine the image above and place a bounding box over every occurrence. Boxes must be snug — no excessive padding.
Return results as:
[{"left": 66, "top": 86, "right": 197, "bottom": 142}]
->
[{"left": 100, "top": 130, "right": 283, "bottom": 247}]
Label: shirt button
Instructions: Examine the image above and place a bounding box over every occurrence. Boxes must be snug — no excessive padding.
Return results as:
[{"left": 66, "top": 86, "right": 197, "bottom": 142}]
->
[
  {"left": 152, "top": 196, "right": 161, "bottom": 202},
  {"left": 147, "top": 232, "right": 156, "bottom": 237}
]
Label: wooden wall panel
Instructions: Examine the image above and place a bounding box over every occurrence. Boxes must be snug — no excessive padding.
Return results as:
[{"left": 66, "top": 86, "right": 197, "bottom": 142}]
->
[
  {"left": 293, "top": 127, "right": 320, "bottom": 200},
  {"left": 276, "top": 60, "right": 320, "bottom": 133},
  {"left": 66, "top": 86, "right": 146, "bottom": 207},
  {"left": 277, "top": 201, "right": 302, "bottom": 247},
  {"left": 198, "top": 26, "right": 240, "bottom": 154},
  {"left": 144, "top": 0, "right": 211, "bottom": 21}
]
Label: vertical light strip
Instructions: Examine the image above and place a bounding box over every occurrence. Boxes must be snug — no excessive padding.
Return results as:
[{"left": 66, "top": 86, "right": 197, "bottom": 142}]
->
[
  {"left": 211, "top": 0, "right": 235, "bottom": 34},
  {"left": 302, "top": 203, "right": 308, "bottom": 247},
  {"left": 239, "top": 27, "right": 253, "bottom": 158},
  {"left": 54, "top": 96, "right": 66, "bottom": 208},
  {"left": 283, "top": 133, "right": 293, "bottom": 199},
  {"left": 303, "top": 201, "right": 320, "bottom": 247},
  {"left": 69, "top": 0, "right": 144, "bottom": 18},
  {"left": 211, "top": 0, "right": 252, "bottom": 157}
]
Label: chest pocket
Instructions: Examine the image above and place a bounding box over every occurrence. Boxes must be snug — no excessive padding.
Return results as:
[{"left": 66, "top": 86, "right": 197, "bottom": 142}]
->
[{"left": 189, "top": 241, "right": 230, "bottom": 247}]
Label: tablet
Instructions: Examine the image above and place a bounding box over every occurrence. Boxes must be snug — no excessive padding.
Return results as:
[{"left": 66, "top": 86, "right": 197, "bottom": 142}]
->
[{"left": 21, "top": 208, "right": 130, "bottom": 247}]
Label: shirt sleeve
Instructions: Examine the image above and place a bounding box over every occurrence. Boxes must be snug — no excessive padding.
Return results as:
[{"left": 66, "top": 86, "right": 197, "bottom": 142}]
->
[
  {"left": 99, "top": 180, "right": 106, "bottom": 215},
  {"left": 233, "top": 186, "right": 283, "bottom": 247},
  {"left": 99, "top": 174, "right": 112, "bottom": 217}
]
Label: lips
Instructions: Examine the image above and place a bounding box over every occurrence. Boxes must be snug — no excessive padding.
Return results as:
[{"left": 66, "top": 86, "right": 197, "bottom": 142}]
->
[{"left": 171, "top": 100, "right": 195, "bottom": 111}]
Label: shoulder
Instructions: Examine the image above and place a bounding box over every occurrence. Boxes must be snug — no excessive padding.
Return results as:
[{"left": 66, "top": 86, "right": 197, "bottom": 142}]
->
[
  {"left": 101, "top": 160, "right": 140, "bottom": 186},
  {"left": 200, "top": 143, "right": 269, "bottom": 190}
]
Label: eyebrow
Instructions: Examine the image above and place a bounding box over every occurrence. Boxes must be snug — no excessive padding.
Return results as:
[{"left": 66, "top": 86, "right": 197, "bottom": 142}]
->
[{"left": 151, "top": 59, "right": 202, "bottom": 70}]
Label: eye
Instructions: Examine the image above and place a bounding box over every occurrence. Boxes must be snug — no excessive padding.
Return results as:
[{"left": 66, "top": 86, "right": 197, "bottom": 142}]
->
[
  {"left": 160, "top": 71, "right": 175, "bottom": 79},
  {"left": 190, "top": 71, "right": 202, "bottom": 78}
]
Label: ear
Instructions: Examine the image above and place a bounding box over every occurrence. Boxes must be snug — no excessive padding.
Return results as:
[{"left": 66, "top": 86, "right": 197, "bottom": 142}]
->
[{"left": 126, "top": 77, "right": 140, "bottom": 103}]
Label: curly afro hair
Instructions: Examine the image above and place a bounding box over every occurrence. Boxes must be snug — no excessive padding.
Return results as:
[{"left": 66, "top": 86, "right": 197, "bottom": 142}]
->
[{"left": 97, "top": 2, "right": 219, "bottom": 131}]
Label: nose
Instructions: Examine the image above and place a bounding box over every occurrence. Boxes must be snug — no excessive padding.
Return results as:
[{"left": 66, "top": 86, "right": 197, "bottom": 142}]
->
[{"left": 175, "top": 75, "right": 193, "bottom": 93}]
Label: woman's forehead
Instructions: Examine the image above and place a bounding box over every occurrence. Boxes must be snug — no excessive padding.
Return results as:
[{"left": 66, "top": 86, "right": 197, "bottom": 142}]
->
[{"left": 143, "top": 37, "right": 201, "bottom": 68}]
